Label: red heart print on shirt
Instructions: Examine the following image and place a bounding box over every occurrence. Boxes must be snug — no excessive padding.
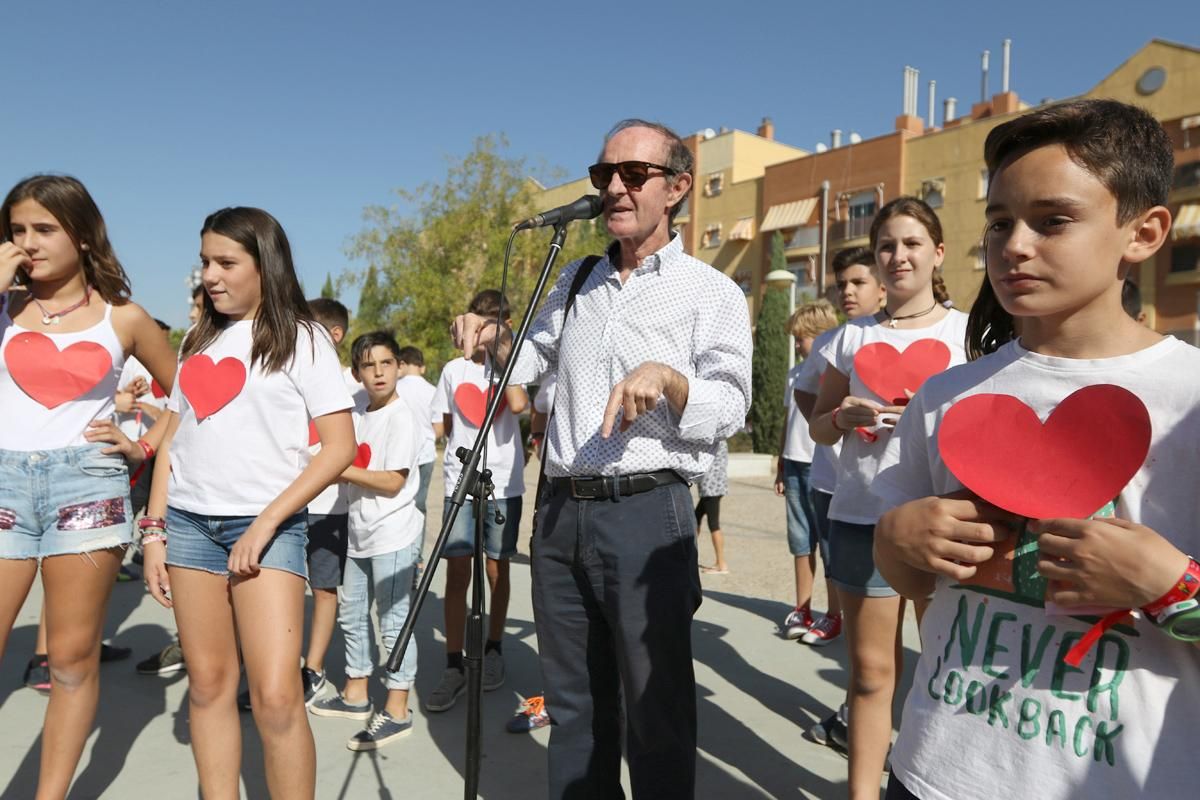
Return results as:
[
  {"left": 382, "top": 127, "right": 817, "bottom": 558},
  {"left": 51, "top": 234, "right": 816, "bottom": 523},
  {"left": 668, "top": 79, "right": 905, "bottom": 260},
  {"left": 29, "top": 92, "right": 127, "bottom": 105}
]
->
[
  {"left": 854, "top": 339, "right": 951, "bottom": 404},
  {"left": 179, "top": 355, "right": 247, "bottom": 421},
  {"left": 5, "top": 332, "right": 113, "bottom": 409},
  {"left": 352, "top": 442, "right": 372, "bottom": 468},
  {"left": 454, "top": 383, "right": 508, "bottom": 428},
  {"left": 938, "top": 384, "right": 1151, "bottom": 520},
  {"left": 150, "top": 379, "right": 167, "bottom": 399},
  {"left": 307, "top": 419, "right": 321, "bottom": 446}
]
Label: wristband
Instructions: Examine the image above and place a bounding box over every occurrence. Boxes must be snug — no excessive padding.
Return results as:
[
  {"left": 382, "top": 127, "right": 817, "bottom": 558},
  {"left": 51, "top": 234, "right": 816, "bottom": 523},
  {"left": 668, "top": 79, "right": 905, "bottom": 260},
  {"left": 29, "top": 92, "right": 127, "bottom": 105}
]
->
[
  {"left": 136, "top": 439, "right": 155, "bottom": 461},
  {"left": 138, "top": 517, "right": 167, "bottom": 532},
  {"left": 1141, "top": 557, "right": 1200, "bottom": 619},
  {"left": 831, "top": 407, "right": 848, "bottom": 432},
  {"left": 141, "top": 531, "right": 167, "bottom": 546}
]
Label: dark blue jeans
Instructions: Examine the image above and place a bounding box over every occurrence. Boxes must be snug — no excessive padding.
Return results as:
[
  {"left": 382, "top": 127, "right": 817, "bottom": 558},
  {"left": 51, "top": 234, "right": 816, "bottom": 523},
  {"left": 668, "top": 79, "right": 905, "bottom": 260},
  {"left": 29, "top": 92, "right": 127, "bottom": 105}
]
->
[{"left": 532, "top": 480, "right": 702, "bottom": 800}]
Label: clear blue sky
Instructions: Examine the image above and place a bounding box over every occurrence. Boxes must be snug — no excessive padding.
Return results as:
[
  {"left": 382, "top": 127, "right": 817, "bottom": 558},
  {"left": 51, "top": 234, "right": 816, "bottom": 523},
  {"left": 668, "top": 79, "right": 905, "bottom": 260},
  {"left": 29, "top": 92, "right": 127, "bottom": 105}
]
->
[{"left": 6, "top": 0, "right": 1197, "bottom": 328}]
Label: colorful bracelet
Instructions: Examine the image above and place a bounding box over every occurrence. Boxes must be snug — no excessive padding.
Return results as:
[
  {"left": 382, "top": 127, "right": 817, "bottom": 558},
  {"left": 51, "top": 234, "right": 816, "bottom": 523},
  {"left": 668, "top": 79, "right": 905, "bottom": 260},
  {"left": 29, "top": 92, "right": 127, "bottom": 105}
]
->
[
  {"left": 831, "top": 407, "right": 847, "bottom": 432},
  {"left": 136, "top": 439, "right": 155, "bottom": 461},
  {"left": 141, "top": 532, "right": 167, "bottom": 545},
  {"left": 1142, "top": 557, "right": 1200, "bottom": 621},
  {"left": 138, "top": 516, "right": 167, "bottom": 532}
]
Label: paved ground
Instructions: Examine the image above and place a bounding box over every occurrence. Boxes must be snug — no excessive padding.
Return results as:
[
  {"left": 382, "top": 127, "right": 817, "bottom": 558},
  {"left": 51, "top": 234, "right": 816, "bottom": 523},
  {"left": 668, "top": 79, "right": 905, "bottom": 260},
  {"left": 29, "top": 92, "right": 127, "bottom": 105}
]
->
[{"left": 0, "top": 456, "right": 919, "bottom": 799}]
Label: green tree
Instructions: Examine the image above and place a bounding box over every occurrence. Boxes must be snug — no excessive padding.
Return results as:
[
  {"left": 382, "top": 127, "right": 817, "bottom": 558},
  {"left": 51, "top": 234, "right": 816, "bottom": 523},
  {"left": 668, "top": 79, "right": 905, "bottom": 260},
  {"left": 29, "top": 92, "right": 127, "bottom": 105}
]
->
[
  {"left": 320, "top": 272, "right": 336, "bottom": 299},
  {"left": 348, "top": 134, "right": 611, "bottom": 380},
  {"left": 356, "top": 264, "right": 387, "bottom": 332},
  {"left": 750, "top": 232, "right": 790, "bottom": 454}
]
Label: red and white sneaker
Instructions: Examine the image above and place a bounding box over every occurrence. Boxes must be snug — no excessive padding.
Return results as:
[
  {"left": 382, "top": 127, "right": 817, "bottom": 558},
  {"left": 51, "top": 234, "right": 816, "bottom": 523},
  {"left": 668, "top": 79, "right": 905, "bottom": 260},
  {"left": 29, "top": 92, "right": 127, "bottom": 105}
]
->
[
  {"left": 782, "top": 606, "right": 815, "bottom": 640},
  {"left": 801, "top": 613, "right": 842, "bottom": 646}
]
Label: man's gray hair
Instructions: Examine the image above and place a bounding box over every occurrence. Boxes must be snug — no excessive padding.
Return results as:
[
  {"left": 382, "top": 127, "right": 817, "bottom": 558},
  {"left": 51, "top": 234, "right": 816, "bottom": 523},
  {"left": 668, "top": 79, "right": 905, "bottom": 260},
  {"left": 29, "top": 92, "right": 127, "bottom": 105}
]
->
[{"left": 602, "top": 119, "right": 693, "bottom": 223}]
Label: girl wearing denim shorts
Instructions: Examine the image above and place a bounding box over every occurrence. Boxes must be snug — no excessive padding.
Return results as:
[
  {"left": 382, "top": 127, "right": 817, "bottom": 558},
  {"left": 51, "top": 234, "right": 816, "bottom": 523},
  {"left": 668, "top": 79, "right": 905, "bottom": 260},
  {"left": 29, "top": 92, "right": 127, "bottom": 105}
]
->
[
  {"left": 140, "top": 207, "right": 356, "bottom": 799},
  {"left": 0, "top": 175, "right": 178, "bottom": 797},
  {"left": 810, "top": 198, "right": 966, "bottom": 798}
]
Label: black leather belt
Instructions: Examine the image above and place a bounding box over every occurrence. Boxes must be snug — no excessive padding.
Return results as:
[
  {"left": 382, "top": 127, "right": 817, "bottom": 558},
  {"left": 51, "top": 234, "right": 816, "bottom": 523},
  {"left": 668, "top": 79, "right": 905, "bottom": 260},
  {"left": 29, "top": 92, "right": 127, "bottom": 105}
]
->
[{"left": 551, "top": 470, "right": 685, "bottom": 500}]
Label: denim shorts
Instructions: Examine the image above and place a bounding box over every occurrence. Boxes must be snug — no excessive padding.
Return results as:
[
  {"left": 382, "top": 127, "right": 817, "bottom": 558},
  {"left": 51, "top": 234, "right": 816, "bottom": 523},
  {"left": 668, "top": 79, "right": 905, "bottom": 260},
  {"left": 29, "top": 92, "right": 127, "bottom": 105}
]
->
[
  {"left": 165, "top": 506, "right": 309, "bottom": 579},
  {"left": 0, "top": 444, "right": 132, "bottom": 559},
  {"left": 441, "top": 496, "right": 522, "bottom": 560},
  {"left": 827, "top": 519, "right": 897, "bottom": 598},
  {"left": 781, "top": 459, "right": 817, "bottom": 557}
]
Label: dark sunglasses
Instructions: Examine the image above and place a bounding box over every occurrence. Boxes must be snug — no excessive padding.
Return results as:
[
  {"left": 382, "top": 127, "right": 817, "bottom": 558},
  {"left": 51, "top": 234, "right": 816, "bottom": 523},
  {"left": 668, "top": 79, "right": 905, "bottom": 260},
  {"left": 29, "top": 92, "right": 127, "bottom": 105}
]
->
[{"left": 588, "top": 161, "right": 677, "bottom": 191}]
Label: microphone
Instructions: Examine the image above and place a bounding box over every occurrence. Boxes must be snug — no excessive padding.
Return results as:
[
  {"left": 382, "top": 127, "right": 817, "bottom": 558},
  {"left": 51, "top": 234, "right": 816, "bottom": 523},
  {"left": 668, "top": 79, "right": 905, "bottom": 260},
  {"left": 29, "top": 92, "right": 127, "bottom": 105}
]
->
[{"left": 514, "top": 195, "right": 604, "bottom": 231}]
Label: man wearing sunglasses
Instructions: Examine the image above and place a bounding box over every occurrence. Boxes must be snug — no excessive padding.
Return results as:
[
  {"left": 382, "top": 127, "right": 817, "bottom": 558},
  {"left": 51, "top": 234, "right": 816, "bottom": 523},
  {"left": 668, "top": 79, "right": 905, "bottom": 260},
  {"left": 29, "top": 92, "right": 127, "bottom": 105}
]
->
[{"left": 452, "top": 119, "right": 752, "bottom": 799}]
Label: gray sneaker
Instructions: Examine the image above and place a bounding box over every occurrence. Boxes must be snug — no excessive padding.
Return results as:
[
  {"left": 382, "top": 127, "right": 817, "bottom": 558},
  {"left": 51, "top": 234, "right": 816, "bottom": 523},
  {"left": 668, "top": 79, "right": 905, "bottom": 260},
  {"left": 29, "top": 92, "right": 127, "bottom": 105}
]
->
[
  {"left": 347, "top": 710, "right": 413, "bottom": 751},
  {"left": 309, "top": 693, "right": 373, "bottom": 720},
  {"left": 136, "top": 641, "right": 185, "bottom": 675},
  {"left": 483, "top": 650, "right": 505, "bottom": 691},
  {"left": 423, "top": 667, "right": 466, "bottom": 712}
]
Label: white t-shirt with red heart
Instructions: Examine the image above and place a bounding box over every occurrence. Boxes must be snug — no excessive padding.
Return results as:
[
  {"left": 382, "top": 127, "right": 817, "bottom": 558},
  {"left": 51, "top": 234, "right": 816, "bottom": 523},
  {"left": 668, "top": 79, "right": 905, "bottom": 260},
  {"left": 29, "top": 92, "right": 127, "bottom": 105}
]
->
[
  {"left": 307, "top": 367, "right": 368, "bottom": 516},
  {"left": 347, "top": 396, "right": 424, "bottom": 557},
  {"left": 793, "top": 326, "right": 841, "bottom": 493},
  {"left": 871, "top": 336, "right": 1200, "bottom": 800},
  {"left": 166, "top": 320, "right": 354, "bottom": 516},
  {"left": 0, "top": 298, "right": 125, "bottom": 451},
  {"left": 818, "top": 310, "right": 967, "bottom": 525},
  {"left": 433, "top": 357, "right": 525, "bottom": 499}
]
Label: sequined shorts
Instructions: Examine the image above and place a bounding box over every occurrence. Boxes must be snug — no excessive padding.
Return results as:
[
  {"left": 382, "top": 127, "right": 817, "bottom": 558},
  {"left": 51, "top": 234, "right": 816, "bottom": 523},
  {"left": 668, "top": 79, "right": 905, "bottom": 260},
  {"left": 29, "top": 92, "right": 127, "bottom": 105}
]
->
[{"left": 0, "top": 444, "right": 133, "bottom": 559}]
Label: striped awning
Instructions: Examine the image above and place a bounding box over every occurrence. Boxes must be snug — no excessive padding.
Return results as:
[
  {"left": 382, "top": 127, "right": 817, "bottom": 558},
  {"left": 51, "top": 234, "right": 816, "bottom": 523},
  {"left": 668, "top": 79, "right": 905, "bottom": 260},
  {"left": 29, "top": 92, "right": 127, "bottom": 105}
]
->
[
  {"left": 729, "top": 217, "right": 755, "bottom": 241},
  {"left": 760, "top": 198, "right": 818, "bottom": 232},
  {"left": 1174, "top": 203, "right": 1200, "bottom": 240}
]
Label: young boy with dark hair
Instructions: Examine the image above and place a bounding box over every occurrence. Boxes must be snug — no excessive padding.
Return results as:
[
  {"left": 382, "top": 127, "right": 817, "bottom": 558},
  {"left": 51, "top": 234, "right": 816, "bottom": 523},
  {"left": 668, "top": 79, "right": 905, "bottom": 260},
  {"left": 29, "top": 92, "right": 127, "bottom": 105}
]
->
[
  {"left": 310, "top": 330, "right": 424, "bottom": 750},
  {"left": 874, "top": 99, "right": 1196, "bottom": 800},
  {"left": 426, "top": 289, "right": 529, "bottom": 711}
]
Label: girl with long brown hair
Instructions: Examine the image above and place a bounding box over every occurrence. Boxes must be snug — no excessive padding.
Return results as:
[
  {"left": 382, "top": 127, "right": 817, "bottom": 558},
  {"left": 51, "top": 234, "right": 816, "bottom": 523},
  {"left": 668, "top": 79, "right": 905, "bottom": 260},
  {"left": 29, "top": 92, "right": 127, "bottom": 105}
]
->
[{"left": 0, "top": 174, "right": 177, "bottom": 798}]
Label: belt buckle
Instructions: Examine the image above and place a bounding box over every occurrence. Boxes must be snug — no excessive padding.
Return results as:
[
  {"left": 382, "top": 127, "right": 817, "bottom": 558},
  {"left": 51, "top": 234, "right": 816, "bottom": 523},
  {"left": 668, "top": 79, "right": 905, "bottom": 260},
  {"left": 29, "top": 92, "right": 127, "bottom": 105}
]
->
[{"left": 569, "top": 477, "right": 590, "bottom": 500}]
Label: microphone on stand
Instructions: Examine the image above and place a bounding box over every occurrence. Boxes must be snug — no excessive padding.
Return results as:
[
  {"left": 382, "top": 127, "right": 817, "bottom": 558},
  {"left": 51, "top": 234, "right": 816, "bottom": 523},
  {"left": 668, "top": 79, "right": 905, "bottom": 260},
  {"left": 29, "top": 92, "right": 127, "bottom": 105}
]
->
[{"left": 514, "top": 195, "right": 604, "bottom": 230}]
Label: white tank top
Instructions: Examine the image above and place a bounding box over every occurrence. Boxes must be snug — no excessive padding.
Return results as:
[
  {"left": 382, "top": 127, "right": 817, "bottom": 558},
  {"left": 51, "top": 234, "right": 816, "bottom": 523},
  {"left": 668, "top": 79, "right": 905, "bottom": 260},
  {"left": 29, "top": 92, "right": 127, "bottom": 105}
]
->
[{"left": 0, "top": 294, "right": 126, "bottom": 451}]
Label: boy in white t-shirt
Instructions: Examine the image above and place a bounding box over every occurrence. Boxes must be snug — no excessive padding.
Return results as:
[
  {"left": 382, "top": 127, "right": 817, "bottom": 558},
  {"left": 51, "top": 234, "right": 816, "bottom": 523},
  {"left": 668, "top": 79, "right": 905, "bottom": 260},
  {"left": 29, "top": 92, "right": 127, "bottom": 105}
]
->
[
  {"left": 776, "top": 300, "right": 841, "bottom": 641},
  {"left": 427, "top": 289, "right": 529, "bottom": 712},
  {"left": 310, "top": 331, "right": 424, "bottom": 751}
]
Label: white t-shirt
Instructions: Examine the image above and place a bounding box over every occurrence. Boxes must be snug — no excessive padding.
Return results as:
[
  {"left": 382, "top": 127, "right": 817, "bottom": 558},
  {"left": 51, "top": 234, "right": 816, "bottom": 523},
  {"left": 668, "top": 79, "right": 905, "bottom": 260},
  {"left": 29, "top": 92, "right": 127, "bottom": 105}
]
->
[
  {"left": 782, "top": 363, "right": 816, "bottom": 463},
  {"left": 307, "top": 367, "right": 367, "bottom": 516},
  {"left": 793, "top": 327, "right": 840, "bottom": 493},
  {"left": 396, "top": 374, "right": 437, "bottom": 466},
  {"left": 433, "top": 357, "right": 525, "bottom": 499},
  {"left": 819, "top": 310, "right": 968, "bottom": 524},
  {"left": 166, "top": 320, "right": 354, "bottom": 516},
  {"left": 115, "top": 355, "right": 168, "bottom": 442},
  {"left": 347, "top": 397, "right": 424, "bottom": 558},
  {"left": 872, "top": 336, "right": 1200, "bottom": 800}
]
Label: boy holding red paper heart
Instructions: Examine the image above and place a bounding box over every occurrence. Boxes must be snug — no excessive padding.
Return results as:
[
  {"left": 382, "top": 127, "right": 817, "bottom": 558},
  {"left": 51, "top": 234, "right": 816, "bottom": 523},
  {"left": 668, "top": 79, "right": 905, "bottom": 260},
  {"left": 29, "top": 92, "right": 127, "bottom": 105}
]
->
[
  {"left": 428, "top": 288, "right": 529, "bottom": 712},
  {"left": 310, "top": 330, "right": 425, "bottom": 750},
  {"left": 873, "top": 99, "right": 1200, "bottom": 800},
  {"left": 809, "top": 195, "right": 967, "bottom": 798}
]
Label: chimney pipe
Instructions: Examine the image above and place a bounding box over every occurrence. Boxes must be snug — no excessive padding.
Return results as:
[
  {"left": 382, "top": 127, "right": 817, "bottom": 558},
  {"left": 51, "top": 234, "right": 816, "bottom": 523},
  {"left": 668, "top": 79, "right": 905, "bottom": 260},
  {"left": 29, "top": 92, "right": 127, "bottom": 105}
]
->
[
  {"left": 981, "top": 50, "right": 990, "bottom": 103},
  {"left": 902, "top": 66, "right": 911, "bottom": 115},
  {"left": 944, "top": 97, "right": 957, "bottom": 125},
  {"left": 928, "top": 80, "right": 936, "bottom": 128},
  {"left": 1002, "top": 39, "right": 1011, "bottom": 93},
  {"left": 909, "top": 67, "right": 920, "bottom": 117},
  {"left": 757, "top": 116, "right": 775, "bottom": 140},
  {"left": 831, "top": 129, "right": 843, "bottom": 149}
]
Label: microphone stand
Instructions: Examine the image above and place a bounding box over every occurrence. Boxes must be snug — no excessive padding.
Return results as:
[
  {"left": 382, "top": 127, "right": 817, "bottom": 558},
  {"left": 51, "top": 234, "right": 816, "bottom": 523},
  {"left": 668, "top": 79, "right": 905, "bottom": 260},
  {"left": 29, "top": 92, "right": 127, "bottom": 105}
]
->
[{"left": 387, "top": 220, "right": 573, "bottom": 799}]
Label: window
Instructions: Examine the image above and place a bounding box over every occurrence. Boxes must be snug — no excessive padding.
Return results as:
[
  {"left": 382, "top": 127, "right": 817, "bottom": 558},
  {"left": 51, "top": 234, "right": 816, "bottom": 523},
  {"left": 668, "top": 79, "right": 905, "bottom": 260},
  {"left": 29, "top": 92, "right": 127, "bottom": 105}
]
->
[
  {"left": 1171, "top": 243, "right": 1200, "bottom": 273},
  {"left": 978, "top": 169, "right": 990, "bottom": 200},
  {"left": 702, "top": 223, "right": 722, "bottom": 248},
  {"left": 704, "top": 172, "right": 724, "bottom": 197},
  {"left": 921, "top": 178, "right": 945, "bottom": 209},
  {"left": 847, "top": 191, "right": 876, "bottom": 239}
]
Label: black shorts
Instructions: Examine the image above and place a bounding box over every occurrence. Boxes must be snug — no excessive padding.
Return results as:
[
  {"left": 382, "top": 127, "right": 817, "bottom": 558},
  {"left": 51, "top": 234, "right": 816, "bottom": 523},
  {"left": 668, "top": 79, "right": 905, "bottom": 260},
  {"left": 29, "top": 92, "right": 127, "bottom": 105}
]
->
[{"left": 306, "top": 513, "right": 348, "bottom": 589}]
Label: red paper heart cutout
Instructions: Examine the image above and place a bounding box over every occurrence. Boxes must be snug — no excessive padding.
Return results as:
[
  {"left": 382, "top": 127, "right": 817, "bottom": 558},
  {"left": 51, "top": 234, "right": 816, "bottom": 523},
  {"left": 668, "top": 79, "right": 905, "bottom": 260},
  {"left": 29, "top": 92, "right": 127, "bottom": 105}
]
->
[
  {"left": 4, "top": 332, "right": 113, "bottom": 409},
  {"left": 150, "top": 378, "right": 167, "bottom": 399},
  {"left": 938, "top": 385, "right": 1151, "bottom": 519},
  {"left": 179, "top": 355, "right": 246, "bottom": 421},
  {"left": 307, "top": 419, "right": 321, "bottom": 446},
  {"left": 454, "top": 383, "right": 508, "bottom": 428},
  {"left": 352, "top": 442, "right": 372, "bottom": 468},
  {"left": 854, "top": 339, "right": 951, "bottom": 404}
]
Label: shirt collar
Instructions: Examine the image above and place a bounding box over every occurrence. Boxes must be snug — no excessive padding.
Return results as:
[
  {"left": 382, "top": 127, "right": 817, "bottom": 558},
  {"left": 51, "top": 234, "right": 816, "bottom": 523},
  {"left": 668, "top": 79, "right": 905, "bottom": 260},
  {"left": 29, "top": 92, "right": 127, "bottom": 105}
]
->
[{"left": 604, "top": 231, "right": 682, "bottom": 276}]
